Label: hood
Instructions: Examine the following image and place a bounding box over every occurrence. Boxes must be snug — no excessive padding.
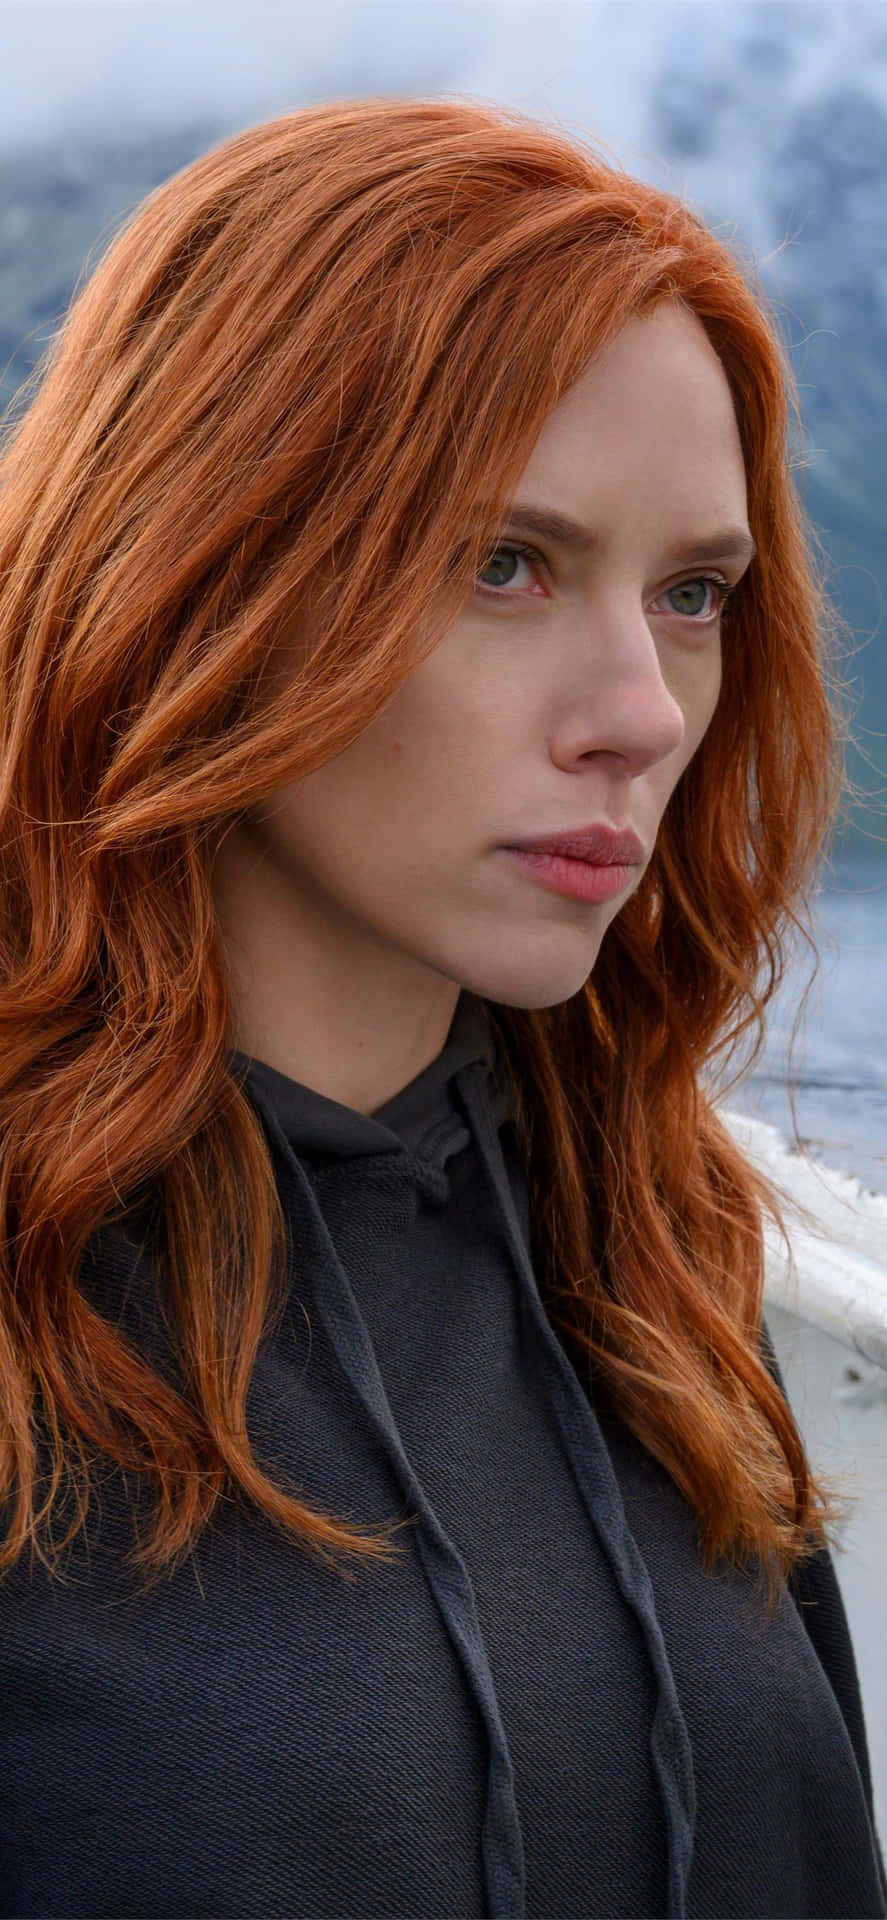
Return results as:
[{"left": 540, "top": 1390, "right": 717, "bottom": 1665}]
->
[
  {"left": 227, "top": 987, "right": 696, "bottom": 1920},
  {"left": 229, "top": 987, "right": 516, "bottom": 1181}
]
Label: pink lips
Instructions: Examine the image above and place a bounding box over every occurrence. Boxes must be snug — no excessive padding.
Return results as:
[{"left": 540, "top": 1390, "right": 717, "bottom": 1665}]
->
[
  {"left": 503, "top": 822, "right": 645, "bottom": 865},
  {"left": 505, "top": 849, "right": 634, "bottom": 903}
]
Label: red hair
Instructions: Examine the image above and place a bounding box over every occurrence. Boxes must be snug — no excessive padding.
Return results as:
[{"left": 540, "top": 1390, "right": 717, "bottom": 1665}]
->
[{"left": 0, "top": 96, "right": 859, "bottom": 1611}]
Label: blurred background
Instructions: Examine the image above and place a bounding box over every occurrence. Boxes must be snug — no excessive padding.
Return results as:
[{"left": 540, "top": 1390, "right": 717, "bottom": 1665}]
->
[{"left": 1, "top": 0, "right": 886, "bottom": 1830}]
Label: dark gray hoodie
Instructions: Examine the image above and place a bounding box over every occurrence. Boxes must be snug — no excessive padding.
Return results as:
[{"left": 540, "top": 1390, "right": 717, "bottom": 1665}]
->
[{"left": 0, "top": 988, "right": 884, "bottom": 1918}]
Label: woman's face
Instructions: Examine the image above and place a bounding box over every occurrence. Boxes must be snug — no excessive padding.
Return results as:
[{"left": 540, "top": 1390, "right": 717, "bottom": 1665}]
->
[{"left": 213, "top": 301, "right": 754, "bottom": 1104}]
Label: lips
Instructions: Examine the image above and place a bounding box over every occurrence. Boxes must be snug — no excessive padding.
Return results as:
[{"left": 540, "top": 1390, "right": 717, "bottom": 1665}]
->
[{"left": 504, "top": 823, "right": 645, "bottom": 865}]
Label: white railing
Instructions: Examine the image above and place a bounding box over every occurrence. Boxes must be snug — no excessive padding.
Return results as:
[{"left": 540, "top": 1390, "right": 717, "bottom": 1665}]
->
[{"left": 720, "top": 1108, "right": 887, "bottom": 1377}]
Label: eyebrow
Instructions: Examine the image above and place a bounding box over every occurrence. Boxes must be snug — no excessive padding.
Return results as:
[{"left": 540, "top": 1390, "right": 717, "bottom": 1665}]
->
[{"left": 499, "top": 503, "right": 758, "bottom": 569}]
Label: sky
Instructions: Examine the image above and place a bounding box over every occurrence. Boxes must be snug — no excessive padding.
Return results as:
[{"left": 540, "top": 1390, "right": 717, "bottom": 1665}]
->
[
  {"left": 0, "top": 0, "right": 658, "bottom": 163},
  {"left": 0, "top": 1, "right": 882, "bottom": 182},
  {"left": 0, "top": 0, "right": 883, "bottom": 270}
]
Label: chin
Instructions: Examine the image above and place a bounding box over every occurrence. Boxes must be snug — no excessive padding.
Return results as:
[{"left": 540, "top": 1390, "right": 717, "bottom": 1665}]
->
[{"left": 468, "top": 955, "right": 607, "bottom": 1012}]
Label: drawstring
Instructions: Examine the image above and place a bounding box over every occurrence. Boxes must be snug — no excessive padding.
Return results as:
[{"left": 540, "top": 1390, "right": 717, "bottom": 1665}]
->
[{"left": 453, "top": 1056, "right": 696, "bottom": 1920}]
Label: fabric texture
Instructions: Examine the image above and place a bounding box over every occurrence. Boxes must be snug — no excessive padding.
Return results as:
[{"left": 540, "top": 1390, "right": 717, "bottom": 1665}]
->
[{"left": 0, "top": 988, "right": 884, "bottom": 1919}]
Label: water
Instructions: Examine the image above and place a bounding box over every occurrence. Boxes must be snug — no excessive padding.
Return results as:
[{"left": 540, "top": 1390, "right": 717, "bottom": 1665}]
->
[{"left": 710, "top": 843, "right": 887, "bottom": 1198}]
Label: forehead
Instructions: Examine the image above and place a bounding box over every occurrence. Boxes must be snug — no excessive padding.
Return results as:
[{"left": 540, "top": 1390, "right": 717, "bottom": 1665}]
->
[
  {"left": 540, "top": 305, "right": 740, "bottom": 450},
  {"left": 513, "top": 304, "right": 747, "bottom": 533}
]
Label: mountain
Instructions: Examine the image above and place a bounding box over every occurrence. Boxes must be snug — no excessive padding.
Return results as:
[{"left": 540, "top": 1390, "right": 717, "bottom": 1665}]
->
[{"left": 647, "top": 3, "right": 887, "bottom": 851}]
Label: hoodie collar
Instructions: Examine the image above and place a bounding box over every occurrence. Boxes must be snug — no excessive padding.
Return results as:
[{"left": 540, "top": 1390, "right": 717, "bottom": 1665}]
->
[{"left": 227, "top": 989, "right": 516, "bottom": 1172}]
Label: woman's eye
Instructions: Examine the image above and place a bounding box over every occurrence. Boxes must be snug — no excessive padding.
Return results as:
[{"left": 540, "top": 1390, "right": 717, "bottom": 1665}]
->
[
  {"left": 653, "top": 576, "right": 730, "bottom": 621},
  {"left": 475, "top": 545, "right": 542, "bottom": 595},
  {"left": 474, "top": 550, "right": 733, "bottom": 621}
]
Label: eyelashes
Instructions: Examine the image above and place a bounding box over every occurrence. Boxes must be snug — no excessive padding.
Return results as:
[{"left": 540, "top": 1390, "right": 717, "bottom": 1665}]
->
[
  {"left": 474, "top": 543, "right": 737, "bottom": 623},
  {"left": 654, "top": 575, "right": 735, "bottom": 621}
]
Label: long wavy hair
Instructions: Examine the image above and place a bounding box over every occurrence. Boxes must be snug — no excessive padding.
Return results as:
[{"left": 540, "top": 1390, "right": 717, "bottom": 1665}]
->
[{"left": 0, "top": 96, "right": 860, "bottom": 1613}]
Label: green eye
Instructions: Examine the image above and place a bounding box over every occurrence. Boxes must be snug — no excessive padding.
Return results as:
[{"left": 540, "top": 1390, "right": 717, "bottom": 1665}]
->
[
  {"left": 669, "top": 580, "right": 710, "bottom": 615},
  {"left": 478, "top": 548, "right": 521, "bottom": 588},
  {"left": 475, "top": 544, "right": 540, "bottom": 594},
  {"left": 657, "top": 576, "right": 732, "bottom": 621}
]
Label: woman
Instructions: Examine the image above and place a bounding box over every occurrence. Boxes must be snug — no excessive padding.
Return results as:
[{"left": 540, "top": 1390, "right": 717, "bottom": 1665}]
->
[{"left": 0, "top": 96, "right": 882, "bottom": 1920}]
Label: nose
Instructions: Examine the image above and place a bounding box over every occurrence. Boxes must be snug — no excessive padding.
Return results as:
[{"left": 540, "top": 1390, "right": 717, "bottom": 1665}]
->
[{"left": 571, "top": 599, "right": 688, "bottom": 776}]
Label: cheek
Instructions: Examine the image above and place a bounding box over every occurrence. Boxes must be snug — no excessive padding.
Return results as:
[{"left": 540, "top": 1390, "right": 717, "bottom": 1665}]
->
[
  {"left": 703, "top": 647, "right": 724, "bottom": 732},
  {"left": 654, "top": 652, "right": 721, "bottom": 805},
  {"left": 372, "top": 668, "right": 491, "bottom": 784},
  {"left": 678, "top": 645, "right": 723, "bottom": 750}
]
